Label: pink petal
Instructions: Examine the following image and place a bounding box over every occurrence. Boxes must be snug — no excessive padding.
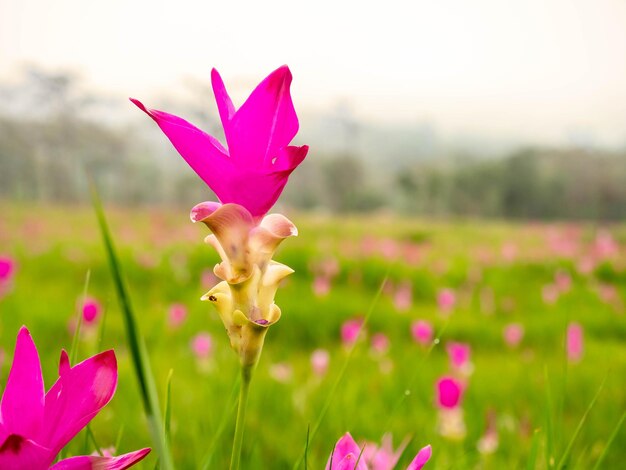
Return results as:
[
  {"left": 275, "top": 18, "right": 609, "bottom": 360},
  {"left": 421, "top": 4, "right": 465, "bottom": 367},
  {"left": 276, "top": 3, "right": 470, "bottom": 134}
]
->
[
  {"left": 0, "top": 435, "right": 53, "bottom": 470},
  {"left": 326, "top": 433, "right": 364, "bottom": 470},
  {"left": 41, "top": 351, "right": 117, "bottom": 456},
  {"left": 0, "top": 327, "right": 45, "bottom": 440},
  {"left": 130, "top": 98, "right": 235, "bottom": 202},
  {"left": 211, "top": 68, "right": 236, "bottom": 147},
  {"left": 406, "top": 445, "right": 432, "bottom": 470},
  {"left": 272, "top": 145, "right": 309, "bottom": 172},
  {"left": 229, "top": 65, "right": 299, "bottom": 167},
  {"left": 51, "top": 447, "right": 151, "bottom": 470}
]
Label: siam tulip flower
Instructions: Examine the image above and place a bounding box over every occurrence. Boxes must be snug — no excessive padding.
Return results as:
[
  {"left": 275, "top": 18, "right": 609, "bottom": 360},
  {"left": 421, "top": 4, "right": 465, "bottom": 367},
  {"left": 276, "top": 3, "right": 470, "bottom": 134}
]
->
[
  {"left": 446, "top": 342, "right": 472, "bottom": 376},
  {"left": 393, "top": 281, "right": 413, "bottom": 312},
  {"left": 80, "top": 296, "right": 102, "bottom": 325},
  {"left": 131, "top": 65, "right": 308, "bottom": 219},
  {"left": 191, "top": 332, "right": 213, "bottom": 360},
  {"left": 503, "top": 323, "right": 524, "bottom": 348},
  {"left": 566, "top": 322, "right": 584, "bottom": 363},
  {"left": 310, "top": 349, "right": 330, "bottom": 378},
  {"left": 554, "top": 270, "right": 572, "bottom": 293},
  {"left": 371, "top": 333, "right": 390, "bottom": 355},
  {"left": 593, "top": 230, "right": 618, "bottom": 259},
  {"left": 341, "top": 318, "right": 364, "bottom": 347},
  {"left": 167, "top": 303, "right": 188, "bottom": 328},
  {"left": 312, "top": 275, "right": 332, "bottom": 297},
  {"left": 411, "top": 320, "right": 434, "bottom": 346},
  {"left": 196, "top": 202, "right": 297, "bottom": 367},
  {"left": 269, "top": 362, "right": 293, "bottom": 383},
  {"left": 327, "top": 433, "right": 431, "bottom": 470},
  {"left": 0, "top": 326, "right": 150, "bottom": 469},
  {"left": 436, "top": 289, "right": 456, "bottom": 315},
  {"left": 436, "top": 376, "right": 466, "bottom": 440}
]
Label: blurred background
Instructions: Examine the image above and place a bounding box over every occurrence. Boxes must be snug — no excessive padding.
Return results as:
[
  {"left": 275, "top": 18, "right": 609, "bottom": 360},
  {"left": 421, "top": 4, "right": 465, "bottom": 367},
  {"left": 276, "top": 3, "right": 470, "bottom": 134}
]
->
[{"left": 1, "top": 0, "right": 625, "bottom": 220}]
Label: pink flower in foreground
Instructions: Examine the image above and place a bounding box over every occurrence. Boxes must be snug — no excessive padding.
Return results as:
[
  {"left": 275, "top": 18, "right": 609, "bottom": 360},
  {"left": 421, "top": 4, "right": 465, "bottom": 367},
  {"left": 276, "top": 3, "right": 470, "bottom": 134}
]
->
[
  {"left": 0, "top": 327, "right": 150, "bottom": 469},
  {"left": 411, "top": 320, "right": 434, "bottom": 346},
  {"left": 131, "top": 66, "right": 308, "bottom": 218},
  {"left": 566, "top": 322, "right": 584, "bottom": 363},
  {"left": 503, "top": 323, "right": 524, "bottom": 348},
  {"left": 327, "top": 433, "right": 431, "bottom": 470},
  {"left": 437, "top": 289, "right": 456, "bottom": 314}
]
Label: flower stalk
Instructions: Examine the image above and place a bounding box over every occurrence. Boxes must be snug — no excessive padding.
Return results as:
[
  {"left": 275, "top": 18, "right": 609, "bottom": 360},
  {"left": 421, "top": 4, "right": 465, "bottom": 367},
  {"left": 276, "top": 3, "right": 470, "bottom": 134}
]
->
[{"left": 230, "top": 364, "right": 254, "bottom": 470}]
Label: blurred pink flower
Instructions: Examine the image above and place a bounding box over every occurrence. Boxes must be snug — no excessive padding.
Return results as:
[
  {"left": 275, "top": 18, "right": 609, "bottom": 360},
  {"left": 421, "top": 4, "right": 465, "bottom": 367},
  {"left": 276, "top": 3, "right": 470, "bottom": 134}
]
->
[
  {"left": 477, "top": 410, "right": 499, "bottom": 455},
  {"left": 341, "top": 318, "right": 364, "bottom": 347},
  {"left": 0, "top": 327, "right": 150, "bottom": 469},
  {"left": 80, "top": 297, "right": 102, "bottom": 325},
  {"left": 393, "top": 281, "right": 413, "bottom": 312},
  {"left": 436, "top": 376, "right": 464, "bottom": 409},
  {"left": 168, "top": 303, "right": 188, "bottom": 328},
  {"left": 566, "top": 322, "right": 584, "bottom": 363},
  {"left": 371, "top": 333, "right": 390, "bottom": 355},
  {"left": 312, "top": 275, "right": 332, "bottom": 297},
  {"left": 311, "top": 349, "right": 330, "bottom": 377},
  {"left": 132, "top": 66, "right": 308, "bottom": 218},
  {"left": 380, "top": 239, "right": 399, "bottom": 260},
  {"left": 446, "top": 342, "right": 471, "bottom": 372},
  {"left": 201, "top": 269, "right": 220, "bottom": 290},
  {"left": 269, "top": 362, "right": 293, "bottom": 383},
  {"left": 190, "top": 332, "right": 213, "bottom": 360},
  {"left": 410, "top": 320, "right": 434, "bottom": 346},
  {"left": 437, "top": 289, "right": 456, "bottom": 314},
  {"left": 593, "top": 230, "right": 618, "bottom": 259},
  {"left": 503, "top": 323, "right": 524, "bottom": 348},
  {"left": 327, "top": 433, "right": 431, "bottom": 470},
  {"left": 576, "top": 256, "right": 596, "bottom": 275}
]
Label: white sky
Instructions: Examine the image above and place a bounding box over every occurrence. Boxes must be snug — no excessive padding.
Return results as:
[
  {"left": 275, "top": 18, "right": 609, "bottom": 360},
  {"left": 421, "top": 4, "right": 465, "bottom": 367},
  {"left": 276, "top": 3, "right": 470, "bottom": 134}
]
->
[{"left": 1, "top": 0, "right": 626, "bottom": 146}]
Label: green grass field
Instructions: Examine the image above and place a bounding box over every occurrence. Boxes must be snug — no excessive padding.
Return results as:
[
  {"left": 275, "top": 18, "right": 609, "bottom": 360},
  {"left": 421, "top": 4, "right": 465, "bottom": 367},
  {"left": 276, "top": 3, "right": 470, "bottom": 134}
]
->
[{"left": 1, "top": 203, "right": 625, "bottom": 469}]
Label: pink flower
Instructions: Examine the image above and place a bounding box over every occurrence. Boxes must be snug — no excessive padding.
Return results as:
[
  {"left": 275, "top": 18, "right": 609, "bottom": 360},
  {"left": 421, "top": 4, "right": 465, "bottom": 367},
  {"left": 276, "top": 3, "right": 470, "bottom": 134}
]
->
[
  {"left": 341, "top": 318, "right": 364, "bottom": 346},
  {"left": 437, "top": 289, "right": 456, "bottom": 314},
  {"left": 542, "top": 284, "right": 559, "bottom": 304},
  {"left": 410, "top": 320, "right": 433, "bottom": 346},
  {"left": 0, "top": 256, "right": 16, "bottom": 283},
  {"left": 312, "top": 276, "right": 332, "bottom": 297},
  {"left": 393, "top": 282, "right": 413, "bottom": 312},
  {"left": 436, "top": 376, "right": 464, "bottom": 409},
  {"left": 566, "top": 322, "right": 584, "bottom": 363},
  {"left": 0, "top": 327, "right": 150, "bottom": 469},
  {"left": 371, "top": 333, "right": 390, "bottom": 355},
  {"left": 131, "top": 66, "right": 308, "bottom": 218},
  {"left": 446, "top": 342, "right": 471, "bottom": 371},
  {"left": 168, "top": 303, "right": 188, "bottom": 328},
  {"left": 190, "top": 332, "right": 213, "bottom": 360},
  {"left": 311, "top": 349, "right": 330, "bottom": 377},
  {"left": 269, "top": 362, "right": 293, "bottom": 383},
  {"left": 327, "top": 433, "right": 431, "bottom": 470},
  {"left": 503, "top": 323, "right": 524, "bottom": 348},
  {"left": 80, "top": 297, "right": 102, "bottom": 325},
  {"left": 554, "top": 270, "right": 572, "bottom": 293}
]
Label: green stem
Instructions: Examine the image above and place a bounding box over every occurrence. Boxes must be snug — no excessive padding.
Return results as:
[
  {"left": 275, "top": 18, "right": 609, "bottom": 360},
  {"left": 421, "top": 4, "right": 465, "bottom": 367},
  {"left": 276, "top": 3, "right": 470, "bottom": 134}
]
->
[{"left": 230, "top": 365, "right": 253, "bottom": 470}]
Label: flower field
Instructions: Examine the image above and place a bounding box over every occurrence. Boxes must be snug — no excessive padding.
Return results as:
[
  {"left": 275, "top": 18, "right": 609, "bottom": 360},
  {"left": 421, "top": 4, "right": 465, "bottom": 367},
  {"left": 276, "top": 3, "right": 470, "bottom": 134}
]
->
[{"left": 1, "top": 203, "right": 624, "bottom": 468}]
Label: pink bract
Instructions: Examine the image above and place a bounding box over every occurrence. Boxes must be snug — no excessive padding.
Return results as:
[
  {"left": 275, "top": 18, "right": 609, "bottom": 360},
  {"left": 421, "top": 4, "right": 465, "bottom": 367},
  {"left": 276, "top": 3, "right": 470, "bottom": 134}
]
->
[
  {"left": 0, "top": 327, "right": 150, "bottom": 469},
  {"left": 131, "top": 66, "right": 308, "bottom": 218},
  {"left": 436, "top": 376, "right": 464, "bottom": 409},
  {"left": 411, "top": 320, "right": 434, "bottom": 346},
  {"left": 566, "top": 322, "right": 584, "bottom": 362}
]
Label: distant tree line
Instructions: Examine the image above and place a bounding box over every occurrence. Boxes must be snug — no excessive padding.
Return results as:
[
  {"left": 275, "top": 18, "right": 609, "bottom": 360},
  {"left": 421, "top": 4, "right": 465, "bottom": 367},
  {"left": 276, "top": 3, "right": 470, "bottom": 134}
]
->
[{"left": 1, "top": 68, "right": 625, "bottom": 221}]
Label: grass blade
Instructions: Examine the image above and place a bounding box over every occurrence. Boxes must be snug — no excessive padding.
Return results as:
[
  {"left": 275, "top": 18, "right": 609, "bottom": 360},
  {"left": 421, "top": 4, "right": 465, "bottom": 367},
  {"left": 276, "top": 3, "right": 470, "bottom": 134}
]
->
[
  {"left": 69, "top": 269, "right": 91, "bottom": 365},
  {"left": 592, "top": 410, "right": 626, "bottom": 470},
  {"left": 526, "top": 428, "right": 540, "bottom": 470},
  {"left": 556, "top": 374, "right": 607, "bottom": 470},
  {"left": 165, "top": 369, "right": 174, "bottom": 444},
  {"left": 544, "top": 366, "right": 555, "bottom": 469},
  {"left": 90, "top": 181, "right": 174, "bottom": 470}
]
